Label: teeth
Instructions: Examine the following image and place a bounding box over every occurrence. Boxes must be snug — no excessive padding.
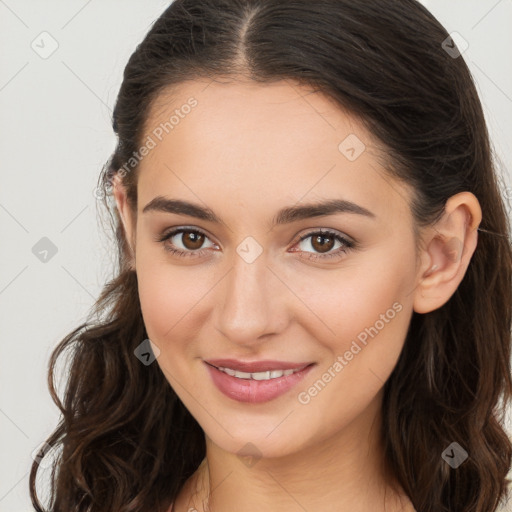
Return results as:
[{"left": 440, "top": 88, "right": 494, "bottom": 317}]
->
[{"left": 217, "top": 366, "right": 303, "bottom": 380}]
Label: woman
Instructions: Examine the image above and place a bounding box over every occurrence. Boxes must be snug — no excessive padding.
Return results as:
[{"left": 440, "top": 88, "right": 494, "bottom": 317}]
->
[{"left": 29, "top": 1, "right": 512, "bottom": 511}]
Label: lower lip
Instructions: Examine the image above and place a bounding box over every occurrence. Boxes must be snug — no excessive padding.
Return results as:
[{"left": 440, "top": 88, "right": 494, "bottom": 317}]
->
[{"left": 204, "top": 362, "right": 315, "bottom": 403}]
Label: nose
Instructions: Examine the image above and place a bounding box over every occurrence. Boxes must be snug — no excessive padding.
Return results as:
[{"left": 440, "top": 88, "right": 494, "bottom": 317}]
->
[{"left": 214, "top": 250, "right": 290, "bottom": 346}]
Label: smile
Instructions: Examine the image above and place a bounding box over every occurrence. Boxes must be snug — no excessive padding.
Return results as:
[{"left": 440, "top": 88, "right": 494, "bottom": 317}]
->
[
  {"left": 204, "top": 361, "right": 316, "bottom": 403},
  {"left": 215, "top": 365, "right": 308, "bottom": 380}
]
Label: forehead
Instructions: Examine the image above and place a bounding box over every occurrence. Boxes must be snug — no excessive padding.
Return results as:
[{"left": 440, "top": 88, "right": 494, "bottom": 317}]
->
[
  {"left": 145, "top": 78, "right": 365, "bottom": 151},
  {"left": 136, "top": 79, "right": 413, "bottom": 226}
]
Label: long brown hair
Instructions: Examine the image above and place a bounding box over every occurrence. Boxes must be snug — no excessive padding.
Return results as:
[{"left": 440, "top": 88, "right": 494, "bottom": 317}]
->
[{"left": 29, "top": 1, "right": 512, "bottom": 511}]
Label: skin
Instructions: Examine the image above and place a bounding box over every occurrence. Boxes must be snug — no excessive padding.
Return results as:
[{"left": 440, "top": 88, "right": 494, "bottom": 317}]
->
[{"left": 113, "top": 78, "right": 482, "bottom": 512}]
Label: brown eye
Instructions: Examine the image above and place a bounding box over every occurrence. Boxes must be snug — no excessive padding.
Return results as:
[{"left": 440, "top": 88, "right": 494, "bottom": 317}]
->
[
  {"left": 293, "top": 229, "right": 355, "bottom": 261},
  {"left": 310, "top": 233, "right": 335, "bottom": 253},
  {"left": 158, "top": 228, "right": 217, "bottom": 258},
  {"left": 181, "top": 231, "right": 205, "bottom": 250}
]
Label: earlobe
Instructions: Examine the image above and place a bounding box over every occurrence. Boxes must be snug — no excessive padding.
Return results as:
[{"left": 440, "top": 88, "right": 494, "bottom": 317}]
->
[
  {"left": 413, "top": 192, "right": 482, "bottom": 314},
  {"left": 112, "top": 173, "right": 136, "bottom": 269}
]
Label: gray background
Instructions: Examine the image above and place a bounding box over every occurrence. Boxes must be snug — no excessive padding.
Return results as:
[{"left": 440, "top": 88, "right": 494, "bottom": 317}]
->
[{"left": 0, "top": 1, "right": 511, "bottom": 510}]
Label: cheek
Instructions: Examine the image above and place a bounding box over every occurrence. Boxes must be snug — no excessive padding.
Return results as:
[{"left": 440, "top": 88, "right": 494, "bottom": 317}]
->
[
  {"left": 330, "top": 271, "right": 409, "bottom": 349},
  {"left": 294, "top": 247, "right": 416, "bottom": 410},
  {"left": 135, "top": 250, "right": 214, "bottom": 355},
  {"left": 293, "top": 245, "right": 416, "bottom": 353}
]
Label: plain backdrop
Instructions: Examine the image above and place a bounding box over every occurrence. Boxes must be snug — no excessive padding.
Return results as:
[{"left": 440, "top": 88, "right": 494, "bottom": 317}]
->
[{"left": 0, "top": 1, "right": 511, "bottom": 511}]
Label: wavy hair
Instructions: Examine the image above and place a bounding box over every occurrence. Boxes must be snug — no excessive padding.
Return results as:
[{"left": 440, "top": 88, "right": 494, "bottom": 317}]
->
[{"left": 30, "top": 1, "right": 512, "bottom": 511}]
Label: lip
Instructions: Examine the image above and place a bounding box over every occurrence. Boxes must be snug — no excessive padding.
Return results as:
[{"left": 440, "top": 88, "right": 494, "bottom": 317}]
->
[{"left": 204, "top": 360, "right": 316, "bottom": 404}]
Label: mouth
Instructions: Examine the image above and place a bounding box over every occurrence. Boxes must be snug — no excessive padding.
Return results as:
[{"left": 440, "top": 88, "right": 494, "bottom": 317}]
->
[{"left": 203, "top": 359, "right": 316, "bottom": 403}]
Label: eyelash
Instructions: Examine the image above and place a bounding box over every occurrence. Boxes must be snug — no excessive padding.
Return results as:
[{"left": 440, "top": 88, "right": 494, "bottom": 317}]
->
[{"left": 156, "top": 227, "right": 356, "bottom": 261}]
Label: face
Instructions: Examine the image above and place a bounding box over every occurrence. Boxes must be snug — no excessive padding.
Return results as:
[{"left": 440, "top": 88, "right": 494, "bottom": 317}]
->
[{"left": 120, "top": 79, "right": 423, "bottom": 458}]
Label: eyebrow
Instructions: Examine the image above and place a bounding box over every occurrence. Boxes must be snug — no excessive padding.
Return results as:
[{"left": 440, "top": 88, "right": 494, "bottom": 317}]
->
[{"left": 142, "top": 196, "right": 376, "bottom": 226}]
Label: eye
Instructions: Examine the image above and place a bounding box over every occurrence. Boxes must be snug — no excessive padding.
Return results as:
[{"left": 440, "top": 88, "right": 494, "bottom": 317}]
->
[
  {"left": 157, "top": 228, "right": 218, "bottom": 258},
  {"left": 156, "top": 227, "right": 355, "bottom": 261},
  {"left": 290, "top": 229, "right": 355, "bottom": 261}
]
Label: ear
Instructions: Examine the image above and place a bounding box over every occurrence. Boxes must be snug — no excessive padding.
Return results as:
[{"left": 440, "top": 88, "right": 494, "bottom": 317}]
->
[
  {"left": 112, "top": 173, "right": 136, "bottom": 270},
  {"left": 413, "top": 191, "right": 482, "bottom": 314}
]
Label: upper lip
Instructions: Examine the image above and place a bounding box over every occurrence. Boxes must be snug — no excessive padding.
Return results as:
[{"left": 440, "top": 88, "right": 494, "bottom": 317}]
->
[{"left": 204, "top": 359, "right": 314, "bottom": 373}]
